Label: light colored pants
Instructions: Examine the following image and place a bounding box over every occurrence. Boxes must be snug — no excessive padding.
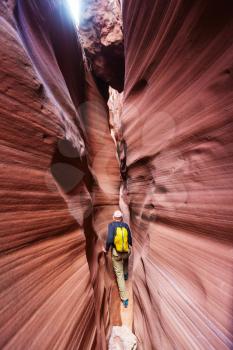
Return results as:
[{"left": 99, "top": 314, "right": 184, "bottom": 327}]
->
[{"left": 112, "top": 247, "right": 130, "bottom": 301}]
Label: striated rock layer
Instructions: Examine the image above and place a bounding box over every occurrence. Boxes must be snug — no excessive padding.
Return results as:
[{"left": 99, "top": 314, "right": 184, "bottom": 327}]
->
[
  {"left": 1, "top": 0, "right": 233, "bottom": 349},
  {"left": 121, "top": 1, "right": 233, "bottom": 349},
  {"left": 0, "top": 0, "right": 120, "bottom": 349}
]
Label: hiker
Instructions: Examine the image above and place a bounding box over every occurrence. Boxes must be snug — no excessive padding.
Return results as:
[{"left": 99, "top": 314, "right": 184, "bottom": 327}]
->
[{"left": 104, "top": 210, "right": 132, "bottom": 308}]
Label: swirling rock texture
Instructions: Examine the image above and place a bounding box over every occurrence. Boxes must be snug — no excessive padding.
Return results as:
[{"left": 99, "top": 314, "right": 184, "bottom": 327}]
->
[
  {"left": 1, "top": 0, "right": 233, "bottom": 350},
  {"left": 121, "top": 0, "right": 233, "bottom": 349},
  {"left": 0, "top": 0, "right": 121, "bottom": 349}
]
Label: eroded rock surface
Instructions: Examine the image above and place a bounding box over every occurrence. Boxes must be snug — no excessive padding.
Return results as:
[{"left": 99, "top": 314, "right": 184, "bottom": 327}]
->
[
  {"left": 0, "top": 1, "right": 120, "bottom": 349},
  {"left": 78, "top": 0, "right": 124, "bottom": 91},
  {"left": 121, "top": 1, "right": 233, "bottom": 349},
  {"left": 0, "top": 1, "right": 233, "bottom": 350}
]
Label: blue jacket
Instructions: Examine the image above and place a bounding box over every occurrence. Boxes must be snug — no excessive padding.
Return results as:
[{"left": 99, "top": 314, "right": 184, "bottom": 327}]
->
[{"left": 106, "top": 221, "right": 132, "bottom": 252}]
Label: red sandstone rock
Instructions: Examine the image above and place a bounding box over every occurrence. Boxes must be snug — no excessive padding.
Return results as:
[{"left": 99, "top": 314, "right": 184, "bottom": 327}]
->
[
  {"left": 0, "top": 1, "right": 120, "bottom": 349},
  {"left": 1, "top": 0, "right": 233, "bottom": 349},
  {"left": 122, "top": 1, "right": 233, "bottom": 349},
  {"left": 78, "top": 0, "right": 124, "bottom": 92}
]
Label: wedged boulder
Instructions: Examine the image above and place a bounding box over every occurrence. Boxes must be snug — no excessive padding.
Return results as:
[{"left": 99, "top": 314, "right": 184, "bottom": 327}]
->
[{"left": 78, "top": 0, "right": 124, "bottom": 91}]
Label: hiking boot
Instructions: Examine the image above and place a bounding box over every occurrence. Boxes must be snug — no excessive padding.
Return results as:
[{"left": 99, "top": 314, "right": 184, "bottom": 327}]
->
[
  {"left": 124, "top": 273, "right": 128, "bottom": 280},
  {"left": 122, "top": 299, "right": 129, "bottom": 308}
]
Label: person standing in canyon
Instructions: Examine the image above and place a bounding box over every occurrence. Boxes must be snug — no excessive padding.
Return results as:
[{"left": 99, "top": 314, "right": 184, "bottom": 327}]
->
[{"left": 104, "top": 210, "right": 132, "bottom": 308}]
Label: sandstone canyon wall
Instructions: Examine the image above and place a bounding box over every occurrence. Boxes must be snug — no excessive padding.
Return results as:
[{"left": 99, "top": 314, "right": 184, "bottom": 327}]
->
[
  {"left": 0, "top": 1, "right": 121, "bottom": 349},
  {"left": 121, "top": 1, "right": 233, "bottom": 349},
  {"left": 0, "top": 1, "right": 233, "bottom": 350}
]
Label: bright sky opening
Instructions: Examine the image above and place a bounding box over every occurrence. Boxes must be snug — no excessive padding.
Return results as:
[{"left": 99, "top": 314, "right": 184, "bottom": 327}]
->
[{"left": 66, "top": 0, "right": 80, "bottom": 24}]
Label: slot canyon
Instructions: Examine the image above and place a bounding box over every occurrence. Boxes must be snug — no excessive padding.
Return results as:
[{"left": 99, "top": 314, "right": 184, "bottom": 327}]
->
[{"left": 0, "top": 0, "right": 233, "bottom": 349}]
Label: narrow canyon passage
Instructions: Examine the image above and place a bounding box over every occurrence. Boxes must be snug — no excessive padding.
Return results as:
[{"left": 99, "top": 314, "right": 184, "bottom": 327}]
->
[{"left": 1, "top": 1, "right": 233, "bottom": 350}]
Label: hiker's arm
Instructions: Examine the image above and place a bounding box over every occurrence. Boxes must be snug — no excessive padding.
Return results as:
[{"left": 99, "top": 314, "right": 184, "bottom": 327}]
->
[
  {"left": 105, "top": 224, "right": 114, "bottom": 252},
  {"left": 127, "top": 225, "right": 132, "bottom": 246}
]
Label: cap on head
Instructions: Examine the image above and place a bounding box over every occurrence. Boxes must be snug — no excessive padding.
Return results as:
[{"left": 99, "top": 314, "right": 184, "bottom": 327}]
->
[{"left": 113, "top": 210, "right": 123, "bottom": 219}]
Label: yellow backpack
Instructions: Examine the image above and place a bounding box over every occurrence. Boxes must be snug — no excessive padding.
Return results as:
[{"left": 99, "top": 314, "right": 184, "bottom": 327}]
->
[{"left": 114, "top": 226, "right": 129, "bottom": 252}]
